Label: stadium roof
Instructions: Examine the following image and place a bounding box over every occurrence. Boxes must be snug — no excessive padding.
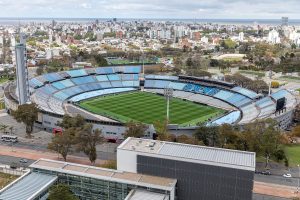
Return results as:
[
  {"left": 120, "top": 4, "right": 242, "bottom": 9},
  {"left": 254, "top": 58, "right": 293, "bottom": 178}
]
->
[
  {"left": 0, "top": 172, "right": 57, "bottom": 200},
  {"left": 118, "top": 137, "right": 256, "bottom": 171},
  {"left": 125, "top": 189, "right": 169, "bottom": 200},
  {"left": 30, "top": 159, "right": 176, "bottom": 191}
]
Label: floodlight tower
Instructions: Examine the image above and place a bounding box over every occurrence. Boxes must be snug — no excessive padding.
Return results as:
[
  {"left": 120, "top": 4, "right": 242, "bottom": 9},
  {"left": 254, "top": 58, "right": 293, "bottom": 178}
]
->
[
  {"left": 164, "top": 87, "right": 173, "bottom": 121},
  {"left": 268, "top": 70, "right": 272, "bottom": 96}
]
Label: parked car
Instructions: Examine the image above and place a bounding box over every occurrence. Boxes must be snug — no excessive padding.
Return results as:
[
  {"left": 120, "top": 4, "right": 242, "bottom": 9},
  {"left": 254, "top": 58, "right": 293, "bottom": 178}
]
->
[
  {"left": 283, "top": 173, "right": 292, "bottom": 178},
  {"left": 10, "top": 162, "right": 18, "bottom": 169},
  {"left": 19, "top": 158, "right": 28, "bottom": 163},
  {"left": 261, "top": 171, "right": 271, "bottom": 175}
]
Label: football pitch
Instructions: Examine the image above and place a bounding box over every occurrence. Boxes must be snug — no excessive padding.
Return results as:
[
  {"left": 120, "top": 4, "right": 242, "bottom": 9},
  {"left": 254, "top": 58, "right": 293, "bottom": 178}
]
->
[{"left": 78, "top": 91, "right": 225, "bottom": 126}]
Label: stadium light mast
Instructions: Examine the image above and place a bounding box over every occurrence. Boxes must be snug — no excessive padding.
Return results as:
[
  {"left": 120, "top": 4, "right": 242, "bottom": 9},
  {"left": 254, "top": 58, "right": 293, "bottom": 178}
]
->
[
  {"left": 164, "top": 87, "right": 173, "bottom": 121},
  {"left": 268, "top": 70, "right": 272, "bottom": 96}
]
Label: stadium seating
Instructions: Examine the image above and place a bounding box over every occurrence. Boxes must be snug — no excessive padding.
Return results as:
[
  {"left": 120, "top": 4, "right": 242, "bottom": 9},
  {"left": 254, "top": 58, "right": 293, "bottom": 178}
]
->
[
  {"left": 271, "top": 90, "right": 290, "bottom": 100},
  {"left": 231, "top": 87, "right": 259, "bottom": 99},
  {"left": 145, "top": 75, "right": 179, "bottom": 80},
  {"left": 29, "top": 78, "right": 44, "bottom": 88},
  {"left": 71, "top": 76, "right": 96, "bottom": 85},
  {"left": 95, "top": 75, "right": 109, "bottom": 82},
  {"left": 66, "top": 69, "right": 88, "bottom": 77},
  {"left": 43, "top": 73, "right": 64, "bottom": 83},
  {"left": 52, "top": 79, "right": 75, "bottom": 90},
  {"left": 70, "top": 88, "right": 137, "bottom": 102},
  {"left": 209, "top": 111, "right": 241, "bottom": 125},
  {"left": 107, "top": 74, "right": 121, "bottom": 81}
]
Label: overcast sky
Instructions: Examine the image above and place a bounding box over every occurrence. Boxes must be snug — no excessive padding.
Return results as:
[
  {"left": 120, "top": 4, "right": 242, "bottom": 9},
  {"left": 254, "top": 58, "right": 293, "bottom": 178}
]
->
[{"left": 0, "top": 0, "right": 299, "bottom": 19}]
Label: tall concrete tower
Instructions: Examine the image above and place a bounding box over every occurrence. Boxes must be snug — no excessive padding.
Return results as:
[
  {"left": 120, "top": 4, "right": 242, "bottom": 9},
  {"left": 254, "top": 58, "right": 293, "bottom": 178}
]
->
[{"left": 15, "top": 33, "right": 30, "bottom": 105}]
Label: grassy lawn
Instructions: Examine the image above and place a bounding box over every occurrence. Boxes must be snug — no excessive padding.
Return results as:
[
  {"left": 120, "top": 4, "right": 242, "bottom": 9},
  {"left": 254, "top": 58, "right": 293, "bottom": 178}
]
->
[
  {"left": 78, "top": 91, "right": 225, "bottom": 126},
  {"left": 0, "top": 77, "right": 9, "bottom": 84},
  {"left": 280, "top": 76, "right": 300, "bottom": 82},
  {"left": 0, "top": 172, "right": 19, "bottom": 189},
  {"left": 284, "top": 145, "right": 300, "bottom": 167},
  {"left": 222, "top": 57, "right": 243, "bottom": 62},
  {"left": 239, "top": 70, "right": 265, "bottom": 78},
  {"left": 0, "top": 101, "right": 5, "bottom": 109}
]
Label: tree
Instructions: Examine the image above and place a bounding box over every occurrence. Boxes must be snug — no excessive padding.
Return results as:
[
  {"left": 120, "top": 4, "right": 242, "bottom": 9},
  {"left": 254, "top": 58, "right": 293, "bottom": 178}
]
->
[
  {"left": 48, "top": 184, "right": 79, "bottom": 200},
  {"left": 12, "top": 103, "right": 39, "bottom": 137},
  {"left": 94, "top": 54, "right": 108, "bottom": 67},
  {"left": 124, "top": 121, "right": 147, "bottom": 138},
  {"left": 218, "top": 124, "right": 239, "bottom": 149},
  {"left": 153, "top": 119, "right": 172, "bottom": 141},
  {"left": 0, "top": 124, "right": 9, "bottom": 134},
  {"left": 176, "top": 135, "right": 199, "bottom": 145},
  {"left": 75, "top": 124, "right": 104, "bottom": 165},
  {"left": 48, "top": 127, "right": 77, "bottom": 161},
  {"left": 194, "top": 123, "right": 219, "bottom": 146},
  {"left": 59, "top": 114, "right": 86, "bottom": 129}
]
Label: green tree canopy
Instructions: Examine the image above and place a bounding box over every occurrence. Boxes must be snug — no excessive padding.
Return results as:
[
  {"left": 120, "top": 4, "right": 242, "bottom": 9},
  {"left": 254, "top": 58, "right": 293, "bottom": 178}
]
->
[
  {"left": 48, "top": 184, "right": 79, "bottom": 200},
  {"left": 75, "top": 124, "right": 104, "bottom": 164},
  {"left": 124, "top": 121, "right": 147, "bottom": 138},
  {"left": 48, "top": 127, "right": 77, "bottom": 161},
  {"left": 12, "top": 103, "right": 39, "bottom": 137}
]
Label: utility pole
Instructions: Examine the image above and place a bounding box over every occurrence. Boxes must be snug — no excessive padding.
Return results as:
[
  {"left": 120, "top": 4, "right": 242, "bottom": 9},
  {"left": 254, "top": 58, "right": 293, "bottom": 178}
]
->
[{"left": 164, "top": 87, "right": 173, "bottom": 121}]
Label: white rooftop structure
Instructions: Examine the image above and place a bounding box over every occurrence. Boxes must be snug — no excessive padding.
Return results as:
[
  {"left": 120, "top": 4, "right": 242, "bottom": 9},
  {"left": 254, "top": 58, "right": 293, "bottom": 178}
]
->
[
  {"left": 125, "top": 189, "right": 169, "bottom": 200},
  {"left": 118, "top": 137, "right": 256, "bottom": 172},
  {"left": 0, "top": 172, "right": 57, "bottom": 200}
]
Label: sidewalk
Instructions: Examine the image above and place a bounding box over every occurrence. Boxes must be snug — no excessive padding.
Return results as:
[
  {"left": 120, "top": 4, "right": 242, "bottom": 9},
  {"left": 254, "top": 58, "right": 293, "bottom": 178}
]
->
[
  {"left": 254, "top": 181, "right": 300, "bottom": 199},
  {"left": 0, "top": 144, "right": 107, "bottom": 166}
]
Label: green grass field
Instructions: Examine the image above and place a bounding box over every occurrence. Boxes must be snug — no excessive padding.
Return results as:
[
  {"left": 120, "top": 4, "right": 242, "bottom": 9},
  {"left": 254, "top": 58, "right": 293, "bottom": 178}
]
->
[
  {"left": 79, "top": 92, "right": 225, "bottom": 126},
  {"left": 284, "top": 145, "right": 300, "bottom": 166}
]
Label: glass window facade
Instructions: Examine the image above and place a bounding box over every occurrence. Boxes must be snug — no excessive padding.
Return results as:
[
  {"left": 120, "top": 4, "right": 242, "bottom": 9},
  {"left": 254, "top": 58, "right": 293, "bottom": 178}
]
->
[{"left": 32, "top": 168, "right": 170, "bottom": 200}]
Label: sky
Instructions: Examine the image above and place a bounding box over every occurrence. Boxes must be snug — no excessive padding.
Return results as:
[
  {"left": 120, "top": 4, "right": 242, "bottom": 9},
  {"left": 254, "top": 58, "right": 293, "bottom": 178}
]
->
[{"left": 0, "top": 0, "right": 299, "bottom": 19}]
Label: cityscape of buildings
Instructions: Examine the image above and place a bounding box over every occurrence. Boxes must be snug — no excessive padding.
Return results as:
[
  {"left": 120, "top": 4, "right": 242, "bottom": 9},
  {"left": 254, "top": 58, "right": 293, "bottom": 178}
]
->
[{"left": 0, "top": 2, "right": 300, "bottom": 200}]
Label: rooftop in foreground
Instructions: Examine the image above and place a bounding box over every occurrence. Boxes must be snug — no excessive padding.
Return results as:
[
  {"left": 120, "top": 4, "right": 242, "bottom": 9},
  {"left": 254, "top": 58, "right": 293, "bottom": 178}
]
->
[
  {"left": 30, "top": 159, "right": 177, "bottom": 190},
  {"left": 118, "top": 137, "right": 256, "bottom": 171}
]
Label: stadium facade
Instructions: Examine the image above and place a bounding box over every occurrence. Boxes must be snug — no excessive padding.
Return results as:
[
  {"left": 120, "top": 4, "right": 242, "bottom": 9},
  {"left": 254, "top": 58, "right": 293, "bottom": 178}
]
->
[
  {"left": 0, "top": 138, "right": 255, "bottom": 200},
  {"left": 4, "top": 65, "right": 297, "bottom": 140}
]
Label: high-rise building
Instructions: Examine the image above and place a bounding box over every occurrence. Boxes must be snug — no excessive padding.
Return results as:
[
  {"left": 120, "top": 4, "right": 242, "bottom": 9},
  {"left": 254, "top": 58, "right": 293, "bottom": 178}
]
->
[
  {"left": 282, "top": 17, "right": 289, "bottom": 26},
  {"left": 15, "top": 34, "right": 30, "bottom": 105}
]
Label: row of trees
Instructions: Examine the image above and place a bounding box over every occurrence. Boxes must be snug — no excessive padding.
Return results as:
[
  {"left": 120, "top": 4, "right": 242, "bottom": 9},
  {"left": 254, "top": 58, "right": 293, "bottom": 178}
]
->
[
  {"left": 48, "top": 115, "right": 104, "bottom": 164},
  {"left": 225, "top": 73, "right": 269, "bottom": 93},
  {"left": 125, "top": 118, "right": 289, "bottom": 168}
]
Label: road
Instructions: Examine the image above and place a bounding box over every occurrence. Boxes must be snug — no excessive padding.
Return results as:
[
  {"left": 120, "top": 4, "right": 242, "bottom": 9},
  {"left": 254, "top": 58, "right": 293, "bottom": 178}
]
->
[{"left": 255, "top": 174, "right": 300, "bottom": 187}]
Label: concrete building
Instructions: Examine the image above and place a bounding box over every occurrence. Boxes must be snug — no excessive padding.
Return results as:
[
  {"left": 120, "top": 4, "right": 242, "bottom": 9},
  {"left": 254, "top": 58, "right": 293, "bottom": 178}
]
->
[
  {"left": 0, "top": 158, "right": 177, "bottom": 200},
  {"left": 282, "top": 17, "right": 289, "bottom": 26},
  {"left": 118, "top": 137, "right": 256, "bottom": 200},
  {"left": 15, "top": 43, "right": 30, "bottom": 105}
]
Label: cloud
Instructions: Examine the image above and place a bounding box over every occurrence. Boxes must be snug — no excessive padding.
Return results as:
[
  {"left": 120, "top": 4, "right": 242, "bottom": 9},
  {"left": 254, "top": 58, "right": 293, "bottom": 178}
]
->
[{"left": 0, "top": 0, "right": 298, "bottom": 18}]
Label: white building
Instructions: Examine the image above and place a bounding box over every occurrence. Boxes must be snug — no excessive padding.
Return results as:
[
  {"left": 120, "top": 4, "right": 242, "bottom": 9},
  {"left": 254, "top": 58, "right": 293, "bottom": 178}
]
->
[
  {"left": 239, "top": 32, "right": 244, "bottom": 42},
  {"left": 268, "top": 30, "right": 281, "bottom": 44},
  {"left": 201, "top": 36, "right": 209, "bottom": 44}
]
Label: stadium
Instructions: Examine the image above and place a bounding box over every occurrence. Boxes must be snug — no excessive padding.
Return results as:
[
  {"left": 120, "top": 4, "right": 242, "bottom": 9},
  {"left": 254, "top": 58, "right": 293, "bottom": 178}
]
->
[{"left": 4, "top": 65, "right": 297, "bottom": 141}]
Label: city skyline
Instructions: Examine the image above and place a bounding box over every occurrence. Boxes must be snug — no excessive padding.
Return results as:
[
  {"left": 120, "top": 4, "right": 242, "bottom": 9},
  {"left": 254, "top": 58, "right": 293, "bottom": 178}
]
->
[{"left": 0, "top": 0, "right": 299, "bottom": 19}]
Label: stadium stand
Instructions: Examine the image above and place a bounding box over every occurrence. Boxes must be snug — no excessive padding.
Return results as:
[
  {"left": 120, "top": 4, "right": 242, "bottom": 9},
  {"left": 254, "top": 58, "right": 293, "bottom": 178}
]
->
[
  {"left": 25, "top": 66, "right": 296, "bottom": 128},
  {"left": 70, "top": 88, "right": 137, "bottom": 102},
  {"left": 231, "top": 87, "right": 259, "bottom": 99},
  {"left": 209, "top": 111, "right": 241, "bottom": 125},
  {"left": 71, "top": 76, "right": 96, "bottom": 85},
  {"left": 239, "top": 103, "right": 260, "bottom": 124},
  {"left": 43, "top": 73, "right": 64, "bottom": 83},
  {"left": 52, "top": 79, "right": 75, "bottom": 90},
  {"left": 66, "top": 69, "right": 88, "bottom": 77}
]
